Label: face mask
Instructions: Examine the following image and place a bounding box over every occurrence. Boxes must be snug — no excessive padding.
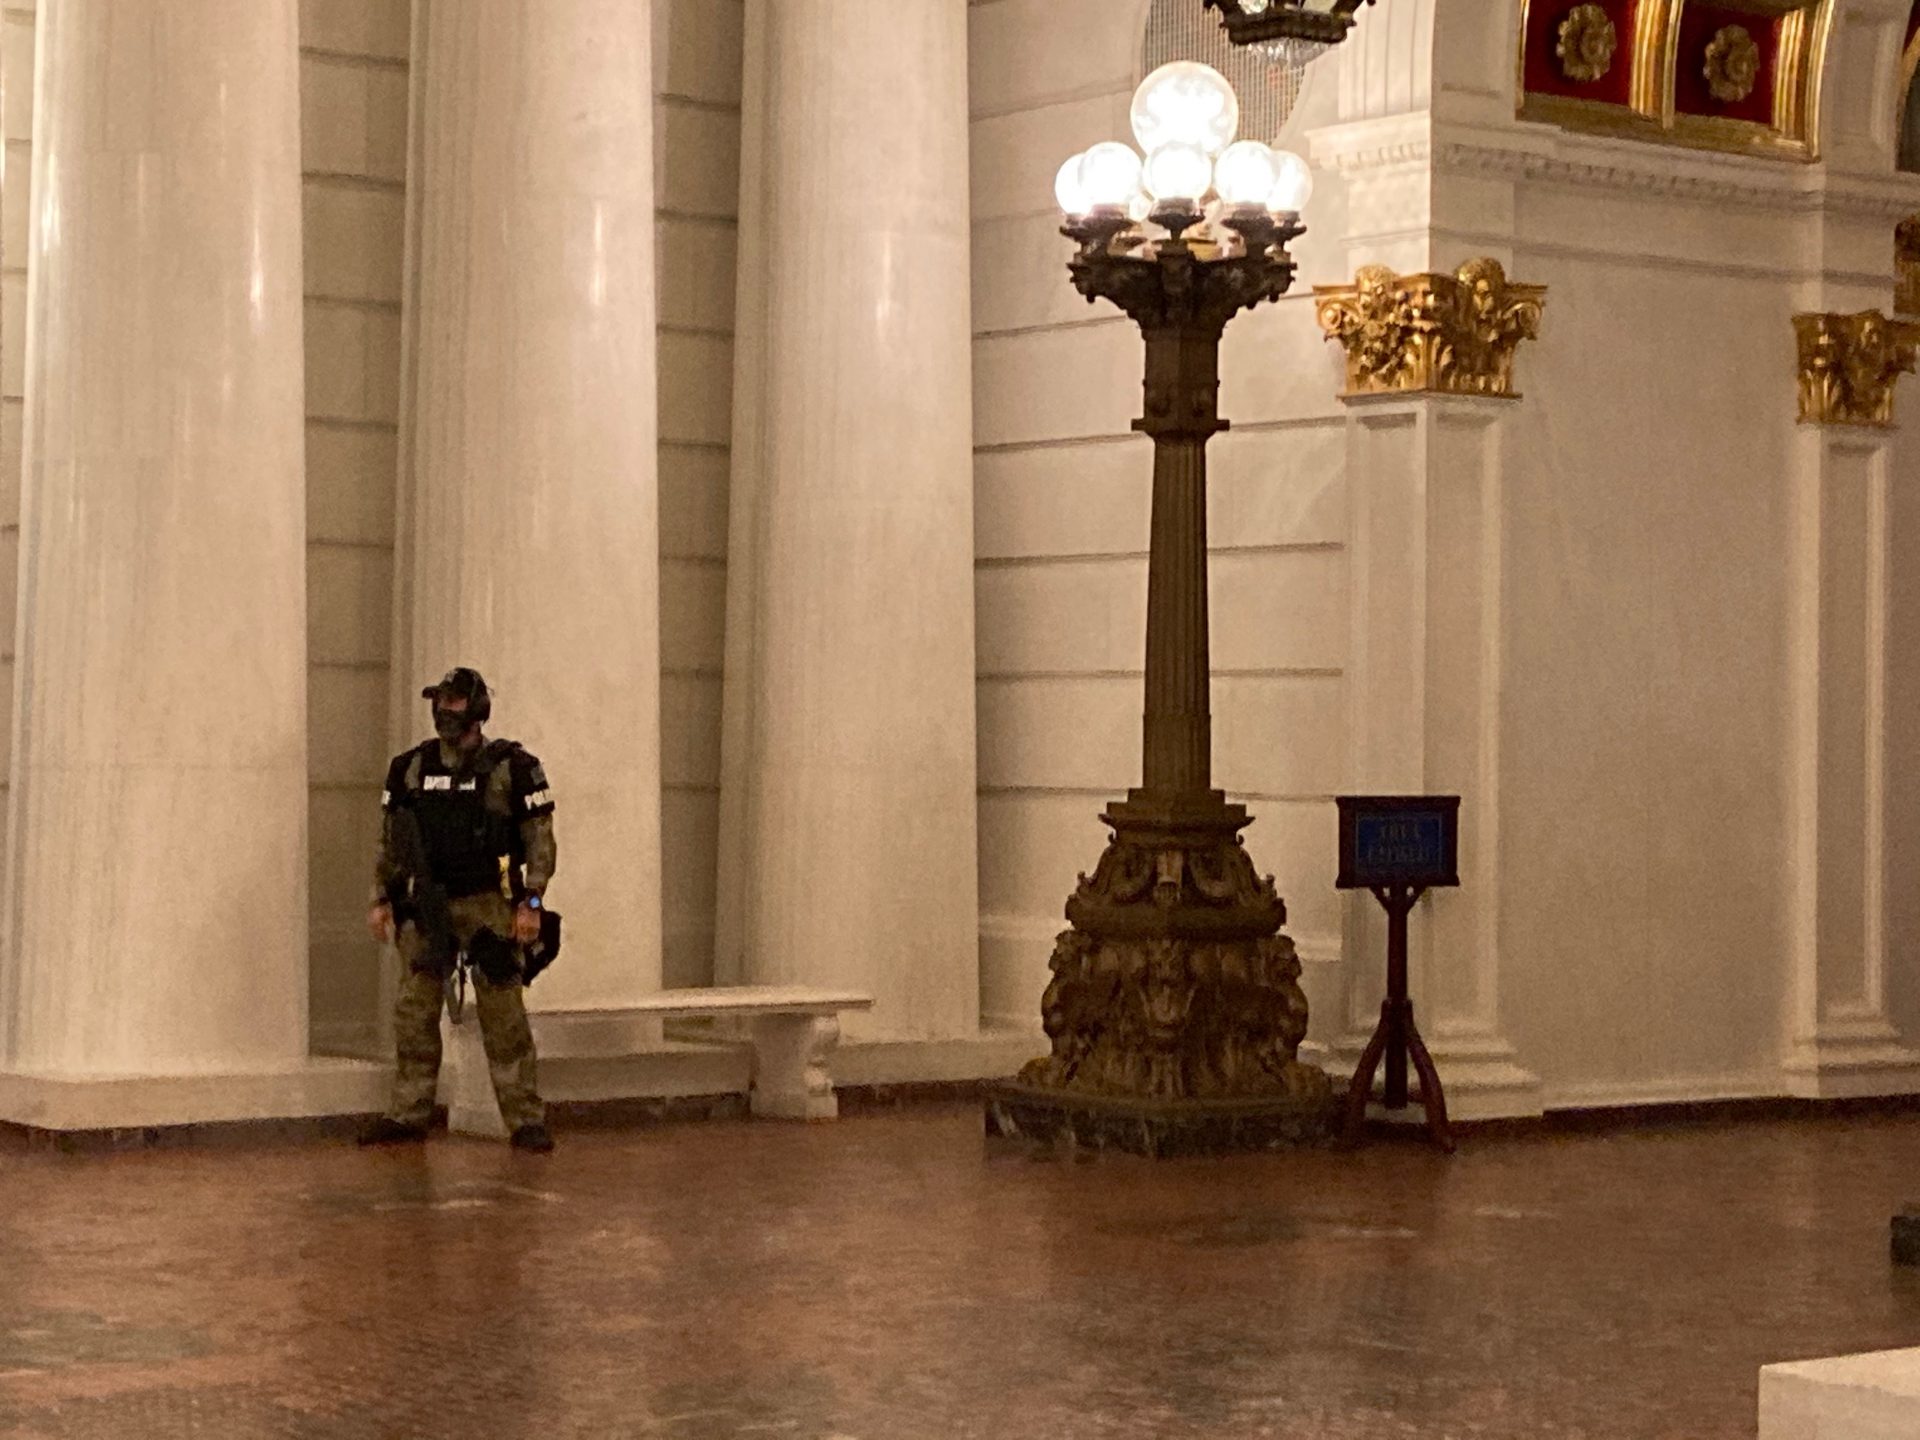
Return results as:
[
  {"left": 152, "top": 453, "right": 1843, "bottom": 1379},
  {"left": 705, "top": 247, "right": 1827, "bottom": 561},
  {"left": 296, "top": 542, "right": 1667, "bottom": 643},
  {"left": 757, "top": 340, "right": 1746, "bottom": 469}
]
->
[{"left": 433, "top": 706, "right": 473, "bottom": 743}]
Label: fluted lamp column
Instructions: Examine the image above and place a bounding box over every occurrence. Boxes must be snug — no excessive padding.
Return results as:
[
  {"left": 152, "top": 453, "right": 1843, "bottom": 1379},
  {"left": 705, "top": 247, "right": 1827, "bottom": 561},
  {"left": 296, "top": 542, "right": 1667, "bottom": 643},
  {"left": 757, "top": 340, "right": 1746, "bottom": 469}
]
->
[
  {"left": 0, "top": 0, "right": 349, "bottom": 1129},
  {"left": 986, "top": 64, "right": 1334, "bottom": 1157}
]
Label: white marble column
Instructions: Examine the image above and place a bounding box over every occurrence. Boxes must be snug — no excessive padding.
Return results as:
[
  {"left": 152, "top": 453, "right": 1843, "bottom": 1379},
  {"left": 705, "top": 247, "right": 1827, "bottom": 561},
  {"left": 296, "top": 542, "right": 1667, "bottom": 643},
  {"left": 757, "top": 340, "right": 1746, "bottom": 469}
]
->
[
  {"left": 395, "top": 0, "right": 663, "bottom": 1014},
  {"left": 0, "top": 0, "right": 313, "bottom": 1085},
  {"left": 716, "top": 0, "right": 980, "bottom": 1043},
  {"left": 1334, "top": 396, "right": 1542, "bottom": 1121}
]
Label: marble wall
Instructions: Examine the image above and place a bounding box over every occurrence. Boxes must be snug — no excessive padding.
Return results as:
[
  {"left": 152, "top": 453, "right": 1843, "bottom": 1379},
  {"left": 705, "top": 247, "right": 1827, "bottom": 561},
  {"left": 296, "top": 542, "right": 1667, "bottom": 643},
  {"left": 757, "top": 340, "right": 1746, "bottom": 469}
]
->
[
  {"left": 1325, "top": 1, "right": 1920, "bottom": 1108},
  {"left": 0, "top": 0, "right": 1911, "bottom": 1115},
  {"left": 298, "top": 0, "right": 409, "bottom": 1056},
  {"left": 654, "top": 0, "right": 742, "bottom": 992},
  {"left": 968, "top": 0, "right": 1920, "bottom": 1112}
]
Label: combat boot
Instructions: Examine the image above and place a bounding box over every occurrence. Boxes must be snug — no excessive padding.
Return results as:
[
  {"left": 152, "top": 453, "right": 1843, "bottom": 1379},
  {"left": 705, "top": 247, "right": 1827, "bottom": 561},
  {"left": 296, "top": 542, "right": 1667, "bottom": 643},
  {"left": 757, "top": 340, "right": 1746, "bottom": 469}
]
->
[
  {"left": 357, "top": 1116, "right": 429, "bottom": 1146},
  {"left": 510, "top": 1122, "right": 554, "bottom": 1153}
]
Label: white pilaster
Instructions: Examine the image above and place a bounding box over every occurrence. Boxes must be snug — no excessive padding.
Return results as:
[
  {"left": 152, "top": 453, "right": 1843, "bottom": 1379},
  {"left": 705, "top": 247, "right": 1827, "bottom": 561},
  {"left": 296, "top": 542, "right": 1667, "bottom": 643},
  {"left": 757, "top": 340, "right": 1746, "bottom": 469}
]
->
[
  {"left": 1781, "top": 52, "right": 1920, "bottom": 1095},
  {"left": 396, "top": 0, "right": 664, "bottom": 1013},
  {"left": 1334, "top": 396, "right": 1541, "bottom": 1121},
  {"left": 1783, "top": 423, "right": 1920, "bottom": 1096},
  {"left": 0, "top": 0, "right": 317, "bottom": 1099},
  {"left": 715, "top": 0, "right": 980, "bottom": 1043}
]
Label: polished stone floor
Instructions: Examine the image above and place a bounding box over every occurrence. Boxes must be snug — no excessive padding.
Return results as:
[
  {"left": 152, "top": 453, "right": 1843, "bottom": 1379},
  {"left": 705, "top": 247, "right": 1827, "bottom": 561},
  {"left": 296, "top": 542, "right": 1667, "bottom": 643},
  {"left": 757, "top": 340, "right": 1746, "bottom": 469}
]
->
[{"left": 0, "top": 1104, "right": 1917, "bottom": 1439}]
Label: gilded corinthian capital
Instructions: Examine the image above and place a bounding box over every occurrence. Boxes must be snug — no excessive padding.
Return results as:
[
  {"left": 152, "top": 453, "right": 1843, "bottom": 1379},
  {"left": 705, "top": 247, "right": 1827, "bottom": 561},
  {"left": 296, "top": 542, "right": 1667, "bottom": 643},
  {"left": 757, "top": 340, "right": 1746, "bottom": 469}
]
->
[
  {"left": 1895, "top": 217, "right": 1920, "bottom": 319},
  {"left": 1314, "top": 259, "right": 1546, "bottom": 400},
  {"left": 1793, "top": 311, "right": 1920, "bottom": 429}
]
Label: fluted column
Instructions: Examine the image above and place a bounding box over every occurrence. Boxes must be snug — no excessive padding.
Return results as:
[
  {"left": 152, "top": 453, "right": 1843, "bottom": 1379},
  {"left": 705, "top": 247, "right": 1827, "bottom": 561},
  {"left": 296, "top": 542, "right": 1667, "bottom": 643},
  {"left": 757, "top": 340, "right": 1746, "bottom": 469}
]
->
[
  {"left": 396, "top": 0, "right": 662, "bottom": 1011},
  {"left": 1139, "top": 324, "right": 1220, "bottom": 801},
  {"left": 716, "top": 0, "right": 980, "bottom": 1041},
  {"left": 0, "top": 0, "right": 310, "bottom": 1078}
]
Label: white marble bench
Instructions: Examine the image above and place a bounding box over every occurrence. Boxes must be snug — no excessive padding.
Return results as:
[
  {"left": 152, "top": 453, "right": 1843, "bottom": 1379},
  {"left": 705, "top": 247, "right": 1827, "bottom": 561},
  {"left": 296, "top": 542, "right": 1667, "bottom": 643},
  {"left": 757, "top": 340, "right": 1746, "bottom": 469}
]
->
[
  {"left": 1760, "top": 1347, "right": 1920, "bottom": 1438},
  {"left": 441, "top": 985, "right": 874, "bottom": 1136}
]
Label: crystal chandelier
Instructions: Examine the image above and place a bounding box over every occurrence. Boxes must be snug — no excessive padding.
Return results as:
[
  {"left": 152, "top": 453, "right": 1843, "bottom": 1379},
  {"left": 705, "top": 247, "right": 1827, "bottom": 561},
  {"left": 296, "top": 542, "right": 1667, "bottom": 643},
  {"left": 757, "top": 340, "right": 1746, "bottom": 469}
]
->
[{"left": 1202, "top": 0, "right": 1376, "bottom": 66}]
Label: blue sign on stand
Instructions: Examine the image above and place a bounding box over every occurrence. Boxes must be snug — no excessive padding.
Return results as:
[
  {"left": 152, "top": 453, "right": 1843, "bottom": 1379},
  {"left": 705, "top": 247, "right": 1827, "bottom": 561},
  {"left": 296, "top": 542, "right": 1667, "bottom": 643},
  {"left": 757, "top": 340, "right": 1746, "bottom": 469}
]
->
[
  {"left": 1336, "top": 795, "right": 1460, "bottom": 891},
  {"left": 1335, "top": 795, "right": 1462, "bottom": 1153}
]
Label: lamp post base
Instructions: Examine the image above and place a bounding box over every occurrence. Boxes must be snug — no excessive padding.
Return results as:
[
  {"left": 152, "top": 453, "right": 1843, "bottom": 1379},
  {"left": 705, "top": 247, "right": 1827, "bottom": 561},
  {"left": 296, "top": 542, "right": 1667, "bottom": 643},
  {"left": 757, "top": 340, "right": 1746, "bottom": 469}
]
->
[
  {"left": 986, "top": 1082, "right": 1335, "bottom": 1157},
  {"left": 996, "top": 791, "right": 1334, "bottom": 1154}
]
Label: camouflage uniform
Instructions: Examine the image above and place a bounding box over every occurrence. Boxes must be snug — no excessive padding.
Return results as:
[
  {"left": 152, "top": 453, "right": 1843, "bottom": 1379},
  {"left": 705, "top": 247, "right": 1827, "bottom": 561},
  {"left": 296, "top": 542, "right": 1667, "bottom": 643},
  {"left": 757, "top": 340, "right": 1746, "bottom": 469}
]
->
[{"left": 373, "top": 737, "right": 557, "bottom": 1132}]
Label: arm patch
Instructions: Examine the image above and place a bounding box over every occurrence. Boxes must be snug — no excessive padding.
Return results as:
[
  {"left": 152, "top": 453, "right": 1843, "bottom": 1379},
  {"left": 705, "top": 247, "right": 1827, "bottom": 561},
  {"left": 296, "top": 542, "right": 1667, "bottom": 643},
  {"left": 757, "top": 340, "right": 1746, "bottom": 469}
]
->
[
  {"left": 380, "top": 753, "right": 414, "bottom": 812},
  {"left": 509, "top": 749, "right": 556, "bottom": 818}
]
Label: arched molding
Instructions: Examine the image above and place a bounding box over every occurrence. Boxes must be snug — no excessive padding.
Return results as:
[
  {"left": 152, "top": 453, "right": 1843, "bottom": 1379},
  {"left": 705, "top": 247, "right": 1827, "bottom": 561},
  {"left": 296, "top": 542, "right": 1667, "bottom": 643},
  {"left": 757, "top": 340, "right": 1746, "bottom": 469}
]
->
[{"left": 1124, "top": 0, "right": 1155, "bottom": 71}]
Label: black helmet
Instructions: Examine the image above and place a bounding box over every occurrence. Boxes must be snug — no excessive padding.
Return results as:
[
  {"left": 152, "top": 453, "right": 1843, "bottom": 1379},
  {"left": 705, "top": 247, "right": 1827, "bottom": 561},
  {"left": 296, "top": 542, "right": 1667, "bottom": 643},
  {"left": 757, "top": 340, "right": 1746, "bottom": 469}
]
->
[{"left": 422, "top": 667, "right": 492, "bottom": 727}]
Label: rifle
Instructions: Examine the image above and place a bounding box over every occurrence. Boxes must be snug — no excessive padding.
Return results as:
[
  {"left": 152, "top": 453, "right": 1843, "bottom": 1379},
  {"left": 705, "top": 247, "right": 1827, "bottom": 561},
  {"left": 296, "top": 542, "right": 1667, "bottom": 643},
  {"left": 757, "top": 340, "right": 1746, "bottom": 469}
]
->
[
  {"left": 387, "top": 800, "right": 563, "bottom": 988},
  {"left": 386, "top": 806, "right": 457, "bottom": 976}
]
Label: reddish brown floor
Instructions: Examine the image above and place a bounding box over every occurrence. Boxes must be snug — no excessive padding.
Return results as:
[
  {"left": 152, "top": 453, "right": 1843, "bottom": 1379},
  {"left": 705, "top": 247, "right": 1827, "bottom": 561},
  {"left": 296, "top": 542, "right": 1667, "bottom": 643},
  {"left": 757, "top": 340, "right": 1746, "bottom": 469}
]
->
[{"left": 0, "top": 1105, "right": 1916, "bottom": 1439}]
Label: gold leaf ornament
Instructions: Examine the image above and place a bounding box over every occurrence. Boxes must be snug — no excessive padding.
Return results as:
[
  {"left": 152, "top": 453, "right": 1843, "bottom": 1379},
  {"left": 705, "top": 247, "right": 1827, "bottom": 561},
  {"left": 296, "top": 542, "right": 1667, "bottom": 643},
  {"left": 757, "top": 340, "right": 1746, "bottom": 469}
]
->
[
  {"left": 1703, "top": 25, "right": 1760, "bottom": 105},
  {"left": 1794, "top": 311, "right": 1920, "bottom": 429},
  {"left": 1314, "top": 259, "right": 1547, "bottom": 400},
  {"left": 1555, "top": 4, "right": 1618, "bottom": 85},
  {"left": 1896, "top": 216, "right": 1920, "bottom": 319}
]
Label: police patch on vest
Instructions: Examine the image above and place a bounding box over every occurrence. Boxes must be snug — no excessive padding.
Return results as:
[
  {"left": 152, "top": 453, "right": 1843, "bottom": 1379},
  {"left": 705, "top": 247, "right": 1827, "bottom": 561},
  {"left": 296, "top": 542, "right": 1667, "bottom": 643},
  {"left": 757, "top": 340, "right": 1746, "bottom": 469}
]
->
[
  {"left": 424, "top": 775, "right": 452, "bottom": 791},
  {"left": 525, "top": 788, "right": 552, "bottom": 810},
  {"left": 458, "top": 780, "right": 477, "bottom": 791}
]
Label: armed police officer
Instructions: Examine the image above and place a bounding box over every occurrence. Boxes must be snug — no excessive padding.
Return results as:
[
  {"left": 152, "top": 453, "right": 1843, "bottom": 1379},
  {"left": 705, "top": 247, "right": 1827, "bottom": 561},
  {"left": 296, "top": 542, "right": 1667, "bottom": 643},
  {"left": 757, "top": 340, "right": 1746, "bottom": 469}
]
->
[{"left": 358, "top": 667, "right": 558, "bottom": 1152}]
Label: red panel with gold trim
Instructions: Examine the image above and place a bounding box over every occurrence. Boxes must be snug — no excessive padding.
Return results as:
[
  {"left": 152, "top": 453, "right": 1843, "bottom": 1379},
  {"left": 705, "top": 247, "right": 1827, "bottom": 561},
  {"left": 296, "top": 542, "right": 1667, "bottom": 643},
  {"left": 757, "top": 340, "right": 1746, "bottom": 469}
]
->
[
  {"left": 1674, "top": 5, "right": 1778, "bottom": 126},
  {"left": 1518, "top": 0, "right": 1829, "bottom": 158},
  {"left": 1524, "top": 0, "right": 1640, "bottom": 107}
]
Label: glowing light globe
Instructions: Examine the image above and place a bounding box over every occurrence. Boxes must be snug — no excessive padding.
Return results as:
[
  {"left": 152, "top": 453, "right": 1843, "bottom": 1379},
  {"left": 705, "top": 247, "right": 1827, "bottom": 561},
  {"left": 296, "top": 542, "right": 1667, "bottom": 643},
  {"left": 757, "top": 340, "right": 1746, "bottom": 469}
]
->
[
  {"left": 1054, "top": 151, "right": 1091, "bottom": 215},
  {"left": 1130, "top": 61, "right": 1240, "bottom": 158},
  {"left": 1144, "top": 141, "right": 1214, "bottom": 203},
  {"left": 1079, "top": 142, "right": 1144, "bottom": 210},
  {"left": 1268, "top": 147, "right": 1314, "bottom": 216},
  {"left": 1214, "top": 140, "right": 1281, "bottom": 208}
]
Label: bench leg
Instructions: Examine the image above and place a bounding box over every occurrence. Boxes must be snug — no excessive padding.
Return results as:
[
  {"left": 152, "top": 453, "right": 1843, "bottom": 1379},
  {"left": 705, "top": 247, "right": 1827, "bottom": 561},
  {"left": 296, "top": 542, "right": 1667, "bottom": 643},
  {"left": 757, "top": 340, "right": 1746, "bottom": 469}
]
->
[
  {"left": 750, "top": 1014, "right": 841, "bottom": 1120},
  {"left": 443, "top": 1013, "right": 508, "bottom": 1138}
]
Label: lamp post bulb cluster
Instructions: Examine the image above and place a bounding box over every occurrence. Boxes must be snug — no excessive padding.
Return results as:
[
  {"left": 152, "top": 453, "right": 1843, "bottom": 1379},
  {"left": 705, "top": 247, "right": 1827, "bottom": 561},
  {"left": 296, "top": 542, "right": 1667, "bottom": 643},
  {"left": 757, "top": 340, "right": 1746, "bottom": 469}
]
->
[{"left": 1054, "top": 62, "right": 1312, "bottom": 235}]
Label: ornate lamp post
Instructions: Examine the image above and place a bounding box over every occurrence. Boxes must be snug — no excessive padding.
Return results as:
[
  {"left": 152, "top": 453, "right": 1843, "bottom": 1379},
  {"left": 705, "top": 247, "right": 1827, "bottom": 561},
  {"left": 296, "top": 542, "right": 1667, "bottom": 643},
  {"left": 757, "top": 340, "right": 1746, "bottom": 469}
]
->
[
  {"left": 1203, "top": 0, "right": 1376, "bottom": 64},
  {"left": 987, "top": 63, "right": 1333, "bottom": 1156}
]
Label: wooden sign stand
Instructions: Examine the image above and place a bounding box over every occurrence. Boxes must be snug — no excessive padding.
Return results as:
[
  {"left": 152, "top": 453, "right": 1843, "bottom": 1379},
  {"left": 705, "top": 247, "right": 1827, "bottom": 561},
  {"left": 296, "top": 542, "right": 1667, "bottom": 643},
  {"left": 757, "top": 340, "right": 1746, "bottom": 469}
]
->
[{"left": 1336, "top": 796, "right": 1460, "bottom": 1154}]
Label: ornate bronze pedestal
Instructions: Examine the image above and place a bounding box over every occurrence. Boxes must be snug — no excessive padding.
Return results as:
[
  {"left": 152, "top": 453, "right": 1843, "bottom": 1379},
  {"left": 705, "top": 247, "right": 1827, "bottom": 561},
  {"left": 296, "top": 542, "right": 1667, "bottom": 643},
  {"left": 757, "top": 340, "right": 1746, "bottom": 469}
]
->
[{"left": 986, "top": 208, "right": 1334, "bottom": 1157}]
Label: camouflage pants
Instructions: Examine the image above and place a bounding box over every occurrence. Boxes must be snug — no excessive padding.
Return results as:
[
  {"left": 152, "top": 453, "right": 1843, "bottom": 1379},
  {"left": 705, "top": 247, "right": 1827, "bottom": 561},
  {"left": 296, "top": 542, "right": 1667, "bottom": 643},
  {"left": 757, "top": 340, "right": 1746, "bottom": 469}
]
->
[{"left": 386, "top": 892, "right": 545, "bottom": 1132}]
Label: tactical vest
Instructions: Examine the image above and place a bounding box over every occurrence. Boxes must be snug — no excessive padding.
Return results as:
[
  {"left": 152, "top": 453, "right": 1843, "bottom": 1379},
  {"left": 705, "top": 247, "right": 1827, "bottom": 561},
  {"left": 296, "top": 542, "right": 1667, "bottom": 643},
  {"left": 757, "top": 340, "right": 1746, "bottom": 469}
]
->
[{"left": 400, "top": 740, "right": 520, "bottom": 899}]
